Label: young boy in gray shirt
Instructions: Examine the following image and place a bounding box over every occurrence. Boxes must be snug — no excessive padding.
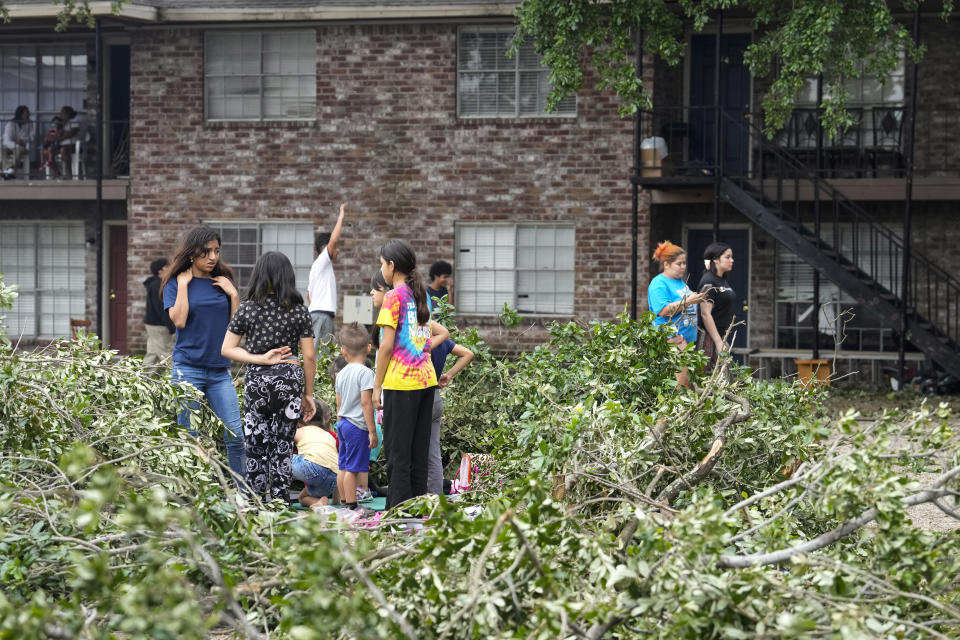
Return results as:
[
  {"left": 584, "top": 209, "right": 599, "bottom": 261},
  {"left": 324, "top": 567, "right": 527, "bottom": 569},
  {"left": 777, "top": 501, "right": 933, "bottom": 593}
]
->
[{"left": 334, "top": 323, "right": 378, "bottom": 511}]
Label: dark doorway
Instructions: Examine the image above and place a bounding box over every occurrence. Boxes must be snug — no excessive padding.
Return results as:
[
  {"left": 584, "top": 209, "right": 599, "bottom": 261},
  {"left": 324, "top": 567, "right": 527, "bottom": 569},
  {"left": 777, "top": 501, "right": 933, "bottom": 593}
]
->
[
  {"left": 687, "top": 228, "right": 750, "bottom": 355},
  {"left": 688, "top": 34, "right": 752, "bottom": 176},
  {"left": 108, "top": 225, "right": 128, "bottom": 354},
  {"left": 108, "top": 45, "right": 130, "bottom": 176}
]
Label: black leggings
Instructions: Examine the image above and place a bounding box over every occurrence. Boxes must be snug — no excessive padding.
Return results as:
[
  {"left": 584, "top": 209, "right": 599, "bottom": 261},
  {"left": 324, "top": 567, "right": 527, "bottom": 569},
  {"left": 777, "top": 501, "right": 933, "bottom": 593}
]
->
[
  {"left": 243, "top": 363, "right": 303, "bottom": 500},
  {"left": 383, "top": 387, "right": 435, "bottom": 509}
]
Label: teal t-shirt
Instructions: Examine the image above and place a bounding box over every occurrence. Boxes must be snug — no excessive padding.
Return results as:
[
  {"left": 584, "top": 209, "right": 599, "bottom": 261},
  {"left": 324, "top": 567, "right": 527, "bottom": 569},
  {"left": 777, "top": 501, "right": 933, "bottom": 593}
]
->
[{"left": 647, "top": 273, "right": 699, "bottom": 344}]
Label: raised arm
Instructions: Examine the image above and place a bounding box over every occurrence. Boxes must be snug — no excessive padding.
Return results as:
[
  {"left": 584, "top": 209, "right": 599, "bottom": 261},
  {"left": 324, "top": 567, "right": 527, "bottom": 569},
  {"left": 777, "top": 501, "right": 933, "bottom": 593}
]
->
[{"left": 326, "top": 203, "right": 346, "bottom": 260}]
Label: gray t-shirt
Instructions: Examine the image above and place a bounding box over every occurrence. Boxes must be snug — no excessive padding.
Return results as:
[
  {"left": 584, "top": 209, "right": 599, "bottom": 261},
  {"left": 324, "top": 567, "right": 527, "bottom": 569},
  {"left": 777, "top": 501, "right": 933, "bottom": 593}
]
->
[{"left": 335, "top": 362, "right": 375, "bottom": 431}]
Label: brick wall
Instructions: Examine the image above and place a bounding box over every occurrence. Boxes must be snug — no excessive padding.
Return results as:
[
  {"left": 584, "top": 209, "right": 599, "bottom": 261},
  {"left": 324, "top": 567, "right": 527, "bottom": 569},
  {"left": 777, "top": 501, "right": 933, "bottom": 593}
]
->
[{"left": 127, "top": 24, "right": 642, "bottom": 353}]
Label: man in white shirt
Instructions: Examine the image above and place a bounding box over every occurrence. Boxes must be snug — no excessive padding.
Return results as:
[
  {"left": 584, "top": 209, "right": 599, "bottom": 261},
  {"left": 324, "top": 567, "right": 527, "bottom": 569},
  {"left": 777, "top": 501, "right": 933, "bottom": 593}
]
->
[{"left": 307, "top": 203, "right": 346, "bottom": 348}]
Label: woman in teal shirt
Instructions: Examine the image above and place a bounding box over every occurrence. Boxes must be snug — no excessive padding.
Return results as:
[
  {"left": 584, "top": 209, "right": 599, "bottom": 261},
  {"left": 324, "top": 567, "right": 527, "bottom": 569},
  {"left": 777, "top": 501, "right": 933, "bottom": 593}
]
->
[{"left": 647, "top": 240, "right": 707, "bottom": 389}]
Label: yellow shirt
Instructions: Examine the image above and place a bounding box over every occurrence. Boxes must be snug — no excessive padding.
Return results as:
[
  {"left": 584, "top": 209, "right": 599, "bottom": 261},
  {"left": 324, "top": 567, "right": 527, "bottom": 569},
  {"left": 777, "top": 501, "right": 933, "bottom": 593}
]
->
[{"left": 295, "top": 426, "right": 338, "bottom": 472}]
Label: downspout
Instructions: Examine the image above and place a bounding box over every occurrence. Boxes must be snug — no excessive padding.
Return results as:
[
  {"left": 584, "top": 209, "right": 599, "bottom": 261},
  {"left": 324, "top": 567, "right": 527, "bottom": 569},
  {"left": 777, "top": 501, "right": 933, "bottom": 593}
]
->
[
  {"left": 812, "top": 73, "right": 823, "bottom": 360},
  {"left": 95, "top": 18, "right": 105, "bottom": 341},
  {"left": 899, "top": 7, "right": 920, "bottom": 384},
  {"left": 711, "top": 9, "right": 724, "bottom": 241},
  {"left": 630, "top": 30, "right": 644, "bottom": 320}
]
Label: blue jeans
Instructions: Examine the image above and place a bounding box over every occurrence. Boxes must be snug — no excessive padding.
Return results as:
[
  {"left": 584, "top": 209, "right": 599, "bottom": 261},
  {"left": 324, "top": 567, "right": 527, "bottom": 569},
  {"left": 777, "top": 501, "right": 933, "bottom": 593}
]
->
[
  {"left": 173, "top": 363, "right": 246, "bottom": 485},
  {"left": 291, "top": 454, "right": 337, "bottom": 498}
]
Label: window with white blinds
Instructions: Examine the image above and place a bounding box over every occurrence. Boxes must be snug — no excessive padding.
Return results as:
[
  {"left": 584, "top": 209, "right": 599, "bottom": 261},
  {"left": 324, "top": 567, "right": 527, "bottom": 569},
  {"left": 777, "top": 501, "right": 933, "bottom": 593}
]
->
[
  {"left": 455, "top": 224, "right": 575, "bottom": 315},
  {"left": 204, "top": 31, "right": 316, "bottom": 121},
  {"left": 0, "top": 222, "right": 86, "bottom": 339},
  {"left": 457, "top": 26, "right": 576, "bottom": 118},
  {"left": 207, "top": 222, "right": 314, "bottom": 295},
  {"left": 776, "top": 223, "right": 902, "bottom": 351}
]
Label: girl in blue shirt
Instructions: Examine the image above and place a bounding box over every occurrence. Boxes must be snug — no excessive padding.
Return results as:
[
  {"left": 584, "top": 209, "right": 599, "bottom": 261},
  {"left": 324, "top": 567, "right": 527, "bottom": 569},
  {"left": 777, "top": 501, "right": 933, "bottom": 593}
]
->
[
  {"left": 162, "top": 226, "right": 245, "bottom": 486},
  {"left": 647, "top": 240, "right": 708, "bottom": 389}
]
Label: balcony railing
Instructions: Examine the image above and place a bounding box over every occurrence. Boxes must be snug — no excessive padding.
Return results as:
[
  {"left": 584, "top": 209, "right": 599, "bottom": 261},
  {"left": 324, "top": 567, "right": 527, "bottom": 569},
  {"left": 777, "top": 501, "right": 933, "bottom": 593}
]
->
[
  {"left": 1, "top": 116, "right": 129, "bottom": 181},
  {"left": 637, "top": 105, "right": 960, "bottom": 180}
]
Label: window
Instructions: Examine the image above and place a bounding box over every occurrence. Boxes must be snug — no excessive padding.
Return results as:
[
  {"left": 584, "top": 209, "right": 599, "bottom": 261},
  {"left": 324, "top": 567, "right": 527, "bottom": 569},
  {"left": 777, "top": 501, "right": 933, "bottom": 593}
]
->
[
  {"left": 207, "top": 222, "right": 315, "bottom": 294},
  {"left": 0, "top": 43, "right": 88, "bottom": 132},
  {"left": 776, "top": 224, "right": 901, "bottom": 351},
  {"left": 455, "top": 224, "right": 575, "bottom": 315},
  {"left": 0, "top": 222, "right": 86, "bottom": 340},
  {"left": 789, "top": 54, "right": 905, "bottom": 150},
  {"left": 204, "top": 30, "right": 316, "bottom": 121},
  {"left": 457, "top": 26, "right": 576, "bottom": 118},
  {"left": 797, "top": 54, "right": 905, "bottom": 106}
]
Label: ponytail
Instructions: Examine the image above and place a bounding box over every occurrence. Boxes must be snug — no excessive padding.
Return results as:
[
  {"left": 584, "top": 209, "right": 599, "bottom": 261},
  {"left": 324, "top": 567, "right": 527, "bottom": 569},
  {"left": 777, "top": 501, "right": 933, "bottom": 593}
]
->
[{"left": 406, "top": 267, "right": 431, "bottom": 324}]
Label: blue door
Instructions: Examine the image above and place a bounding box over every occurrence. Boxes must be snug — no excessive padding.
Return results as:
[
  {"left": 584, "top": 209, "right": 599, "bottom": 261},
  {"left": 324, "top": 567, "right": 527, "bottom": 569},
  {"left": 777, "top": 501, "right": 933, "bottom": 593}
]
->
[{"left": 688, "top": 34, "right": 752, "bottom": 176}]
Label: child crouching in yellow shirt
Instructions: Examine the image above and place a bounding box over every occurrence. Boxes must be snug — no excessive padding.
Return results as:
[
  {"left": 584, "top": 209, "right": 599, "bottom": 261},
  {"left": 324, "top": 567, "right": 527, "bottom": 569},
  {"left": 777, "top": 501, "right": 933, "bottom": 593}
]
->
[{"left": 291, "top": 399, "right": 339, "bottom": 508}]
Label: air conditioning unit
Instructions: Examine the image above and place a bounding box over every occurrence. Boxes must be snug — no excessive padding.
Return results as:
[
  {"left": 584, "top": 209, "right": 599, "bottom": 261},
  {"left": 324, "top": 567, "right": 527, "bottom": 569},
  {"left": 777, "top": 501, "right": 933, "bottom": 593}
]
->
[{"left": 342, "top": 294, "right": 376, "bottom": 326}]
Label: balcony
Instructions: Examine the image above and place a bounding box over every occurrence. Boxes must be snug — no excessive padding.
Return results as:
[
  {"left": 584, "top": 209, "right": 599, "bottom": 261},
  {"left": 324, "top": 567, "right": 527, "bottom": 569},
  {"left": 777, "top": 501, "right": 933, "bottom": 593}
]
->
[
  {"left": 636, "top": 106, "right": 960, "bottom": 201},
  {"left": 1, "top": 117, "right": 129, "bottom": 200}
]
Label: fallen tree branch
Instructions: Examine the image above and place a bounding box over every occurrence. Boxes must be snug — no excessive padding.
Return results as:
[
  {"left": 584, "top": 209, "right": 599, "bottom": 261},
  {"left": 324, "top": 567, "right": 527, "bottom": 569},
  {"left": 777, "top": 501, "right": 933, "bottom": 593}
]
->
[
  {"left": 719, "top": 465, "right": 960, "bottom": 568},
  {"left": 656, "top": 395, "right": 751, "bottom": 504}
]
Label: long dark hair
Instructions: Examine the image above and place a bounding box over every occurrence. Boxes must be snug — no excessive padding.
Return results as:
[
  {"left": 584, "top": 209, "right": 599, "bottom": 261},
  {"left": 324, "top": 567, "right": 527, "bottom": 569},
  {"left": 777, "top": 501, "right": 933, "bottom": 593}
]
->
[
  {"left": 380, "top": 239, "right": 430, "bottom": 324},
  {"left": 160, "top": 226, "right": 236, "bottom": 295},
  {"left": 703, "top": 242, "right": 732, "bottom": 276},
  {"left": 370, "top": 268, "right": 390, "bottom": 348},
  {"left": 246, "top": 251, "right": 303, "bottom": 310},
  {"left": 13, "top": 105, "right": 29, "bottom": 122}
]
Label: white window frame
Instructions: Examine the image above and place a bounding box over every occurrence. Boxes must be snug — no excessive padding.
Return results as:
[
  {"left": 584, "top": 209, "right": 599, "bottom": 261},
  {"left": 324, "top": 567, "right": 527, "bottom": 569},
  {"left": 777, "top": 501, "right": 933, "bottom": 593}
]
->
[
  {"left": 203, "top": 30, "right": 316, "bottom": 122},
  {"left": 0, "top": 221, "right": 86, "bottom": 340},
  {"left": 454, "top": 223, "right": 575, "bottom": 316},
  {"left": 457, "top": 25, "right": 576, "bottom": 119},
  {"left": 205, "top": 221, "right": 315, "bottom": 295}
]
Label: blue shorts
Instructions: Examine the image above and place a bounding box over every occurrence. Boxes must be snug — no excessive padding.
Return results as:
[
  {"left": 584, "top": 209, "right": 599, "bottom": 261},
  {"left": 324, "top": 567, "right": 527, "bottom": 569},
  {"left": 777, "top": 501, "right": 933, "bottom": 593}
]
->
[
  {"left": 290, "top": 454, "right": 337, "bottom": 498},
  {"left": 337, "top": 418, "right": 370, "bottom": 473}
]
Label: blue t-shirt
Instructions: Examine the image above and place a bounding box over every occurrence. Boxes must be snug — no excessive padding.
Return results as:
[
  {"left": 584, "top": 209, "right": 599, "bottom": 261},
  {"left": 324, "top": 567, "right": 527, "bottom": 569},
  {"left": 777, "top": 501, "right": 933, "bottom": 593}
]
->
[
  {"left": 163, "top": 277, "right": 232, "bottom": 368},
  {"left": 647, "top": 273, "right": 699, "bottom": 344},
  {"left": 430, "top": 338, "right": 456, "bottom": 380}
]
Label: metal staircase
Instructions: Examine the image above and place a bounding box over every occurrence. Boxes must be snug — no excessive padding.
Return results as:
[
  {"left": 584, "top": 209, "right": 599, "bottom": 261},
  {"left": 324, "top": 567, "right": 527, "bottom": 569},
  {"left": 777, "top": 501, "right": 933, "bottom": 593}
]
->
[{"left": 716, "top": 110, "right": 960, "bottom": 376}]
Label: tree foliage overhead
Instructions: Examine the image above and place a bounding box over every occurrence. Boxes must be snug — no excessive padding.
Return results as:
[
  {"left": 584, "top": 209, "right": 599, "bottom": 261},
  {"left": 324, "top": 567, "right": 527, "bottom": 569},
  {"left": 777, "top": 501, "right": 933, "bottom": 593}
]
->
[{"left": 512, "top": 0, "right": 955, "bottom": 134}]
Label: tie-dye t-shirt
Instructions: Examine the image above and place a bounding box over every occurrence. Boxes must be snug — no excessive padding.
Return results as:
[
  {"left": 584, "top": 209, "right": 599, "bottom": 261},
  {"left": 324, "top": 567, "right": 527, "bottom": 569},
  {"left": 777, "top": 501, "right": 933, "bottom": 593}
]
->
[{"left": 376, "top": 284, "right": 438, "bottom": 390}]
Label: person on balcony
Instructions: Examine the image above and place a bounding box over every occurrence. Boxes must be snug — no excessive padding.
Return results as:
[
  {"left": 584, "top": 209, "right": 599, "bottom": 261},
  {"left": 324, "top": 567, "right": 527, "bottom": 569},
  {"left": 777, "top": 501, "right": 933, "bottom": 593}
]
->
[
  {"left": 2, "top": 106, "right": 33, "bottom": 180},
  {"left": 53, "top": 106, "right": 82, "bottom": 178}
]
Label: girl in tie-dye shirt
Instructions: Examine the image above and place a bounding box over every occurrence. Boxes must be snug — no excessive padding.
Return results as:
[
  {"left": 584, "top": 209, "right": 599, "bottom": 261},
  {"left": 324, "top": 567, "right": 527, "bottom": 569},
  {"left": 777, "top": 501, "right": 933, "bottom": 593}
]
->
[{"left": 373, "top": 240, "right": 449, "bottom": 509}]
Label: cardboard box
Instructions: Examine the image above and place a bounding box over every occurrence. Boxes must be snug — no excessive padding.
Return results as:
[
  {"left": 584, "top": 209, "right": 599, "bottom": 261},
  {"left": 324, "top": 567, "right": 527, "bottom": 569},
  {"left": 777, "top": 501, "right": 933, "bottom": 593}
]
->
[{"left": 640, "top": 148, "right": 674, "bottom": 177}]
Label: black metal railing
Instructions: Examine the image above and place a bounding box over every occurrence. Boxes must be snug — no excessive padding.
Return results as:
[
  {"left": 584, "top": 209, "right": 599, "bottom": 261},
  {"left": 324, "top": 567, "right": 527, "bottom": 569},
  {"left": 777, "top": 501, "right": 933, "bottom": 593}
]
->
[
  {"left": 720, "top": 108, "right": 960, "bottom": 352},
  {"left": 0, "top": 116, "right": 129, "bottom": 181},
  {"left": 638, "top": 105, "right": 960, "bottom": 179}
]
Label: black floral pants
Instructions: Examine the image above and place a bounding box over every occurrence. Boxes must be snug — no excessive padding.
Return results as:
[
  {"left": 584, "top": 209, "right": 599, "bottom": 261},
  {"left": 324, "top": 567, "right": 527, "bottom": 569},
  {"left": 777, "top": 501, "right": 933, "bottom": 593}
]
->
[{"left": 243, "top": 363, "right": 303, "bottom": 501}]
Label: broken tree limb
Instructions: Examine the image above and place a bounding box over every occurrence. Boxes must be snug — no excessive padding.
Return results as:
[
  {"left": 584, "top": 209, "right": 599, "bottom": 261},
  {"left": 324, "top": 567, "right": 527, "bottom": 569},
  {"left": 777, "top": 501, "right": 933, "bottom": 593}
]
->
[
  {"left": 719, "top": 465, "right": 960, "bottom": 568},
  {"left": 655, "top": 396, "right": 751, "bottom": 505}
]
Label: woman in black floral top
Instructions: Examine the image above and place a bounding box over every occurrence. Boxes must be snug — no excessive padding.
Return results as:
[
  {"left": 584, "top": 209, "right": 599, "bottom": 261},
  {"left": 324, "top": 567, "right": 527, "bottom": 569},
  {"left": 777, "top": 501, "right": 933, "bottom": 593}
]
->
[{"left": 222, "top": 251, "right": 316, "bottom": 502}]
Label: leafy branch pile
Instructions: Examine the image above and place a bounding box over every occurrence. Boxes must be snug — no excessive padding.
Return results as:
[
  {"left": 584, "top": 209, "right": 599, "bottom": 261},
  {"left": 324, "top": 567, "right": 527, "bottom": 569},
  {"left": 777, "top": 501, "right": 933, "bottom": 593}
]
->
[{"left": 1, "top": 274, "right": 958, "bottom": 639}]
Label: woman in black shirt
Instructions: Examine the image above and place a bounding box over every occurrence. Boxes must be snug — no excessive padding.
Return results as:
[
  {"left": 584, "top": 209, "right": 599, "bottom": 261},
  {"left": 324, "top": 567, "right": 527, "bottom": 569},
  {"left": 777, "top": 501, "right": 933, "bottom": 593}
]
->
[
  {"left": 698, "top": 242, "right": 738, "bottom": 371},
  {"left": 222, "top": 251, "right": 316, "bottom": 502}
]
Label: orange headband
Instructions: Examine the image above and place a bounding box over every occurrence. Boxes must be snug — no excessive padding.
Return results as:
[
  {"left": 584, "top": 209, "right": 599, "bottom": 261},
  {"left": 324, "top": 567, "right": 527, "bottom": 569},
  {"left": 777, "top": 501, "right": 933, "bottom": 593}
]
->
[{"left": 652, "top": 240, "right": 684, "bottom": 263}]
